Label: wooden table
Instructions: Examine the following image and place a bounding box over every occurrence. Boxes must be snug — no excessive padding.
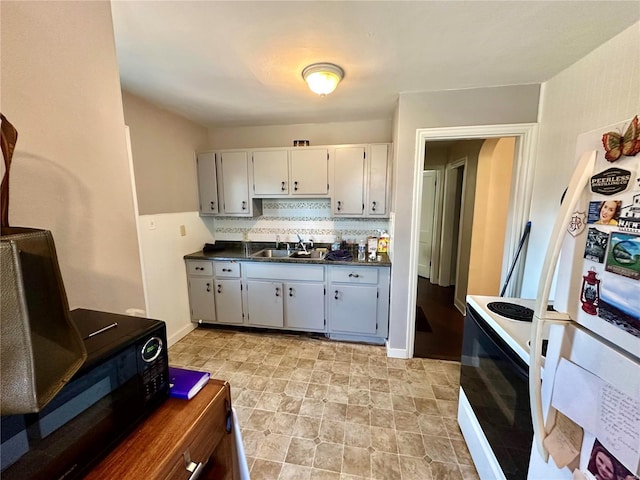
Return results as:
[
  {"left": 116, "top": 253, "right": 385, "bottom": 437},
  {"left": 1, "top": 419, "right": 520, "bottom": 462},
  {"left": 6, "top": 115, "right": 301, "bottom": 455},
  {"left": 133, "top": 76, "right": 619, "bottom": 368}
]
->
[{"left": 85, "top": 380, "right": 238, "bottom": 480}]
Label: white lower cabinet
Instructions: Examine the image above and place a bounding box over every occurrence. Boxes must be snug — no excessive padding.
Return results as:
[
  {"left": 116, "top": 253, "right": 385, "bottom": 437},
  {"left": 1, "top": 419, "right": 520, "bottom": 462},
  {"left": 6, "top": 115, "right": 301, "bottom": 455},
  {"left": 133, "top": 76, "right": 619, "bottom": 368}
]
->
[
  {"left": 186, "top": 259, "right": 389, "bottom": 342},
  {"left": 214, "top": 278, "right": 244, "bottom": 324},
  {"left": 245, "top": 263, "right": 326, "bottom": 332},
  {"left": 328, "top": 265, "right": 390, "bottom": 343},
  {"left": 284, "top": 282, "right": 325, "bottom": 331},
  {"left": 246, "top": 280, "right": 284, "bottom": 328},
  {"left": 188, "top": 276, "right": 216, "bottom": 323}
]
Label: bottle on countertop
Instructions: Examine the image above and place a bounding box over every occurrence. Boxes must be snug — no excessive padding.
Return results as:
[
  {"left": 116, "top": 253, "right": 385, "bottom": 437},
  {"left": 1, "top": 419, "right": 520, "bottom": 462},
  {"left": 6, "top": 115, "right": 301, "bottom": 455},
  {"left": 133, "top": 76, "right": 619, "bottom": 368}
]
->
[
  {"left": 357, "top": 240, "right": 366, "bottom": 261},
  {"left": 377, "top": 230, "right": 389, "bottom": 253},
  {"left": 332, "top": 232, "right": 342, "bottom": 251}
]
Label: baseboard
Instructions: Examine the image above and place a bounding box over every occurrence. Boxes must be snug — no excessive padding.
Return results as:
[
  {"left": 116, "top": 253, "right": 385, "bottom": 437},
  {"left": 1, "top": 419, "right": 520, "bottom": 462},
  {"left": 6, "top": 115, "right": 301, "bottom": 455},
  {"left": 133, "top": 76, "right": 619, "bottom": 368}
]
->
[
  {"left": 386, "top": 340, "right": 410, "bottom": 359},
  {"left": 454, "top": 297, "right": 466, "bottom": 316},
  {"left": 168, "top": 322, "right": 197, "bottom": 347}
]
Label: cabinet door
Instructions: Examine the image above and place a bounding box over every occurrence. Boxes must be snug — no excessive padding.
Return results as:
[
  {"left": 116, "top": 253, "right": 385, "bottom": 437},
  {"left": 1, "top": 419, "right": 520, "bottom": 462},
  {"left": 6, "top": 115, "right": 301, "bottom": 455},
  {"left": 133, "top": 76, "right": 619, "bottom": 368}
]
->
[
  {"left": 197, "top": 152, "right": 219, "bottom": 214},
  {"left": 285, "top": 282, "right": 325, "bottom": 331},
  {"left": 189, "top": 277, "right": 216, "bottom": 322},
  {"left": 330, "top": 284, "right": 378, "bottom": 334},
  {"left": 367, "top": 144, "right": 389, "bottom": 217},
  {"left": 214, "top": 279, "right": 243, "bottom": 324},
  {"left": 247, "top": 280, "right": 283, "bottom": 328},
  {"left": 333, "top": 147, "right": 365, "bottom": 216},
  {"left": 252, "top": 150, "right": 289, "bottom": 195},
  {"left": 290, "top": 148, "right": 329, "bottom": 195},
  {"left": 219, "top": 151, "right": 250, "bottom": 214}
]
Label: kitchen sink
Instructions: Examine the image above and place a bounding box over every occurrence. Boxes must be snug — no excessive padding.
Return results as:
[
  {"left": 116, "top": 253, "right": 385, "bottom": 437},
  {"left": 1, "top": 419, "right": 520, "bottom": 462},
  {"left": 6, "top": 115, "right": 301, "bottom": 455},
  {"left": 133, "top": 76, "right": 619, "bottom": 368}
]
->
[
  {"left": 251, "top": 248, "right": 327, "bottom": 260},
  {"left": 289, "top": 250, "right": 325, "bottom": 260},
  {"left": 251, "top": 249, "right": 291, "bottom": 258}
]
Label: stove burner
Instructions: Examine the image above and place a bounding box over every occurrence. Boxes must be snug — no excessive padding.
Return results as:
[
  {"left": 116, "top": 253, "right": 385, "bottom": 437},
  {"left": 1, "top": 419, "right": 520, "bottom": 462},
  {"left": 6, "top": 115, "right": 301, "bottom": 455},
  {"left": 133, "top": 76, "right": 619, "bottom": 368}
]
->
[{"left": 487, "top": 302, "right": 534, "bottom": 322}]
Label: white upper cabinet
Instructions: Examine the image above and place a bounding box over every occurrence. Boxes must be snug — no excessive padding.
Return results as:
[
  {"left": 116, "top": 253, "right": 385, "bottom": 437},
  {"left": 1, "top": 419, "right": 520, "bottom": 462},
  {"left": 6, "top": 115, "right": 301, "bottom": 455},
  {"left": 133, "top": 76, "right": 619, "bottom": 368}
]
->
[
  {"left": 332, "top": 144, "right": 392, "bottom": 218},
  {"left": 290, "top": 148, "right": 329, "bottom": 196},
  {"left": 196, "top": 152, "right": 219, "bottom": 215},
  {"left": 217, "top": 151, "right": 261, "bottom": 216},
  {"left": 252, "top": 150, "right": 289, "bottom": 196},
  {"left": 333, "top": 146, "right": 365, "bottom": 216},
  {"left": 367, "top": 144, "right": 391, "bottom": 217}
]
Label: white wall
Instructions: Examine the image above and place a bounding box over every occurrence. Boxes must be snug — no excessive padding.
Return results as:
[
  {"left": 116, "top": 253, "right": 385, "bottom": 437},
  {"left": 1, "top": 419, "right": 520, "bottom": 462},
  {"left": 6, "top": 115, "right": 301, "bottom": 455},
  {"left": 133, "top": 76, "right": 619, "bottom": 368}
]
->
[
  {"left": 122, "top": 91, "right": 209, "bottom": 215},
  {"left": 208, "top": 119, "right": 392, "bottom": 149},
  {"left": 388, "top": 85, "right": 540, "bottom": 353},
  {"left": 137, "top": 212, "right": 215, "bottom": 345},
  {"left": 521, "top": 21, "right": 640, "bottom": 298},
  {"left": 1, "top": 1, "right": 145, "bottom": 314}
]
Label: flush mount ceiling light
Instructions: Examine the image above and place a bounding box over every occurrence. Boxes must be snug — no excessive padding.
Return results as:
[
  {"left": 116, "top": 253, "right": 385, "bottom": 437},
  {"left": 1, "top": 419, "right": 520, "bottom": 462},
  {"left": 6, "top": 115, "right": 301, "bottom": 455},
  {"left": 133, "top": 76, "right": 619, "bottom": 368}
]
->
[{"left": 302, "top": 63, "right": 344, "bottom": 96}]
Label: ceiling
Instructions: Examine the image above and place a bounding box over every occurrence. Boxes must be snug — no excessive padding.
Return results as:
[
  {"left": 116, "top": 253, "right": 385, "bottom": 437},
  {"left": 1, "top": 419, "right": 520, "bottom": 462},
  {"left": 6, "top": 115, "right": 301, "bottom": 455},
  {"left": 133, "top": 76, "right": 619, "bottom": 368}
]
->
[{"left": 111, "top": 1, "right": 639, "bottom": 128}]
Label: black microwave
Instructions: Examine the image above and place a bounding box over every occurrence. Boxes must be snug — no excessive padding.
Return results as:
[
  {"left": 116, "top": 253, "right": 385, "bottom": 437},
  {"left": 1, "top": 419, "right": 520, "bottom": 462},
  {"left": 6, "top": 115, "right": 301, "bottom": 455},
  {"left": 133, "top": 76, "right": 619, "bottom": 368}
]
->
[{"left": 0, "top": 309, "right": 170, "bottom": 480}]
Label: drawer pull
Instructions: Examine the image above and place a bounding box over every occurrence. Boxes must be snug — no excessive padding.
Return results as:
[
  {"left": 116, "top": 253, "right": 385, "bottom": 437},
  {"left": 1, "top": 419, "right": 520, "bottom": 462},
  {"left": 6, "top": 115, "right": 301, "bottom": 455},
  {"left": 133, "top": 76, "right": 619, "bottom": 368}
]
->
[
  {"left": 195, "top": 266, "right": 204, "bottom": 271},
  {"left": 225, "top": 399, "right": 233, "bottom": 433},
  {"left": 184, "top": 450, "right": 208, "bottom": 480},
  {"left": 222, "top": 268, "right": 232, "bottom": 272},
  {"left": 348, "top": 273, "right": 360, "bottom": 278}
]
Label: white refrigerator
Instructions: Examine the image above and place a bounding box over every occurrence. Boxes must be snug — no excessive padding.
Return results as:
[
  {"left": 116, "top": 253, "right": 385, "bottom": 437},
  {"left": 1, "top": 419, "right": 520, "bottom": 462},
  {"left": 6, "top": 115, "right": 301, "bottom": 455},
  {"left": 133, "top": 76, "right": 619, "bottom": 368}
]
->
[{"left": 528, "top": 117, "right": 640, "bottom": 480}]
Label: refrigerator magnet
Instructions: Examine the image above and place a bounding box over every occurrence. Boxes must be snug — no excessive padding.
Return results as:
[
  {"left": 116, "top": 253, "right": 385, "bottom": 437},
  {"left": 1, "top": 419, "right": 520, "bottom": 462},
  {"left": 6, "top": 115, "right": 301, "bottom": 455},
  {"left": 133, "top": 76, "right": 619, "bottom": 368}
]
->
[
  {"left": 588, "top": 200, "right": 622, "bottom": 226},
  {"left": 590, "top": 167, "right": 632, "bottom": 195},
  {"left": 604, "top": 232, "right": 640, "bottom": 280},
  {"left": 617, "top": 193, "right": 640, "bottom": 233},
  {"left": 584, "top": 228, "right": 609, "bottom": 264},
  {"left": 569, "top": 210, "right": 587, "bottom": 237}
]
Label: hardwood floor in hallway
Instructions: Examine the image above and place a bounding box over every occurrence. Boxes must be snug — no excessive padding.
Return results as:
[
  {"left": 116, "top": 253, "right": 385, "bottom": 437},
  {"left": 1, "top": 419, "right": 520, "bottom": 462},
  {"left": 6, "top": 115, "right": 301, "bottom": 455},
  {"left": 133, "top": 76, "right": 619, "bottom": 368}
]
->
[{"left": 413, "top": 277, "right": 465, "bottom": 361}]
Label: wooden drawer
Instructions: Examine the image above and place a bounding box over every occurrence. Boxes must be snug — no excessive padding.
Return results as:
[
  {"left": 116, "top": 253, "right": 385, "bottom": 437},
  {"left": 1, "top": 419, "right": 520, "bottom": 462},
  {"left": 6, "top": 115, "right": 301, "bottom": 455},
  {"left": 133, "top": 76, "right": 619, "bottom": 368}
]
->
[
  {"left": 214, "top": 261, "right": 241, "bottom": 278},
  {"left": 187, "top": 260, "right": 213, "bottom": 276},
  {"left": 85, "top": 380, "right": 237, "bottom": 480},
  {"left": 329, "top": 266, "right": 378, "bottom": 284}
]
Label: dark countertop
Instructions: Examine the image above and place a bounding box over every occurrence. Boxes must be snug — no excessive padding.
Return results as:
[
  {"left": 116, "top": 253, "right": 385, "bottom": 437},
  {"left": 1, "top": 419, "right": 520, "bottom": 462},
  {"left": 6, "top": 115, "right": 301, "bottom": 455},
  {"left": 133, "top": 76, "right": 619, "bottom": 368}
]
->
[{"left": 184, "top": 241, "right": 391, "bottom": 267}]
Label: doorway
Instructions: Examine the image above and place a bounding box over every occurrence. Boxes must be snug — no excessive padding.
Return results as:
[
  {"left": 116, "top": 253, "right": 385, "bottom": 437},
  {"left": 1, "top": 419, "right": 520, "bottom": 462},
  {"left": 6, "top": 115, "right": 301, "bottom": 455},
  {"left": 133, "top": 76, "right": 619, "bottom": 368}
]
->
[{"left": 413, "top": 137, "right": 520, "bottom": 360}]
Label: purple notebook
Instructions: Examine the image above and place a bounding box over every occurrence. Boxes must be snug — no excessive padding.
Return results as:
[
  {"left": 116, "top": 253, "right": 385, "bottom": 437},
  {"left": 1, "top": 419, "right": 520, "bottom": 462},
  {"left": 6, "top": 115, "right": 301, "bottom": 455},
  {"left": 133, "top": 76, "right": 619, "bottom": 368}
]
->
[{"left": 168, "top": 367, "right": 210, "bottom": 400}]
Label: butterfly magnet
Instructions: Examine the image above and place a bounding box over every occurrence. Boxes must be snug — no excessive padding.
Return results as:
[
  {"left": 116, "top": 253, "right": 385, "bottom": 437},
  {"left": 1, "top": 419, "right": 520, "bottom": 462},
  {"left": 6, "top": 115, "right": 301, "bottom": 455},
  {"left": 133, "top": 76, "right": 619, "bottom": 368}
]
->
[{"left": 601, "top": 115, "right": 640, "bottom": 162}]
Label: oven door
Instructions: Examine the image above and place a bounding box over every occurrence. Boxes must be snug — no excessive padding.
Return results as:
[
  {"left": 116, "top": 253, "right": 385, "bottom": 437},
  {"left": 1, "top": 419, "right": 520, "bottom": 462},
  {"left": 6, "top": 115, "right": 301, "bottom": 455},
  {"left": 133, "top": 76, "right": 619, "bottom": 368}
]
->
[{"left": 460, "top": 305, "right": 533, "bottom": 480}]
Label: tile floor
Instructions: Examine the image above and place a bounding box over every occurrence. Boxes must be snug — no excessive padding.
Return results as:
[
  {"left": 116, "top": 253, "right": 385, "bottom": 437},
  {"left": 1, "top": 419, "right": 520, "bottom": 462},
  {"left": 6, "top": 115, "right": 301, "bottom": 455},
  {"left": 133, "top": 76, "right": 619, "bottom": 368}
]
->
[{"left": 169, "top": 327, "right": 480, "bottom": 480}]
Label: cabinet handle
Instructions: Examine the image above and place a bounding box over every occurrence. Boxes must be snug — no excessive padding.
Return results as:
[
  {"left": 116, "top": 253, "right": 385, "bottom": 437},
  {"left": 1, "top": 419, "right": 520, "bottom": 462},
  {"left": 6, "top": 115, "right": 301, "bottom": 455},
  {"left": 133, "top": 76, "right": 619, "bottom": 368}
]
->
[
  {"left": 217, "top": 284, "right": 222, "bottom": 293},
  {"left": 294, "top": 181, "right": 299, "bottom": 191},
  {"left": 334, "top": 290, "right": 339, "bottom": 300},
  {"left": 281, "top": 181, "right": 286, "bottom": 191},
  {"left": 348, "top": 273, "right": 360, "bottom": 278},
  {"left": 210, "top": 201, "right": 216, "bottom": 210},
  {"left": 206, "top": 282, "right": 211, "bottom": 292},
  {"left": 371, "top": 201, "right": 377, "bottom": 211},
  {"left": 275, "top": 287, "right": 280, "bottom": 297},
  {"left": 184, "top": 450, "right": 208, "bottom": 480},
  {"left": 222, "top": 268, "right": 231, "bottom": 272},
  {"left": 337, "top": 200, "right": 342, "bottom": 211},
  {"left": 241, "top": 201, "right": 247, "bottom": 210},
  {"left": 289, "top": 287, "right": 293, "bottom": 297},
  {"left": 225, "top": 399, "right": 233, "bottom": 433},
  {"left": 195, "top": 266, "right": 203, "bottom": 271}
]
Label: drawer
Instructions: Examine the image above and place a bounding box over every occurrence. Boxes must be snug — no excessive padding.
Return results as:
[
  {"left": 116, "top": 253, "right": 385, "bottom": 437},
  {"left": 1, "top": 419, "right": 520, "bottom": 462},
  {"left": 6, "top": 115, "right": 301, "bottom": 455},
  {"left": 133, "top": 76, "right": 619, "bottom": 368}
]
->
[
  {"left": 214, "top": 261, "right": 241, "bottom": 278},
  {"left": 187, "top": 260, "right": 213, "bottom": 276},
  {"left": 329, "top": 266, "right": 378, "bottom": 284},
  {"left": 245, "top": 262, "right": 324, "bottom": 281}
]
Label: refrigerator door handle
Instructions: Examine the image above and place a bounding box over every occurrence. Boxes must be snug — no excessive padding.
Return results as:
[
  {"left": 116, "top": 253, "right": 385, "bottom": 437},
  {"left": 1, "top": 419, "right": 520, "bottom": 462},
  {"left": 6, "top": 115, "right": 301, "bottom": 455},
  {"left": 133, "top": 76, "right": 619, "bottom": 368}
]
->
[{"left": 529, "top": 149, "right": 596, "bottom": 461}]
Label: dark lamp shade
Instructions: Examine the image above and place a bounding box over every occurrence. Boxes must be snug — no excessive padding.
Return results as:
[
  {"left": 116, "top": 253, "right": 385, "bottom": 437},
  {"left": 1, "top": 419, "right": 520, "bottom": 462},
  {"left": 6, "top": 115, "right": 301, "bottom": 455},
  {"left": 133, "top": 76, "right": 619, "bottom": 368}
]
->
[{"left": 1, "top": 227, "right": 87, "bottom": 415}]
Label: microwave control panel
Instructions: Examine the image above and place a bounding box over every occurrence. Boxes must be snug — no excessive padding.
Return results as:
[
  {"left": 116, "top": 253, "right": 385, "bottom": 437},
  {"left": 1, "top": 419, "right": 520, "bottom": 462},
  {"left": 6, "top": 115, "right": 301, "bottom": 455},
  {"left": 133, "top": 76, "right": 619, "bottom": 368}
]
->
[{"left": 138, "top": 335, "right": 169, "bottom": 403}]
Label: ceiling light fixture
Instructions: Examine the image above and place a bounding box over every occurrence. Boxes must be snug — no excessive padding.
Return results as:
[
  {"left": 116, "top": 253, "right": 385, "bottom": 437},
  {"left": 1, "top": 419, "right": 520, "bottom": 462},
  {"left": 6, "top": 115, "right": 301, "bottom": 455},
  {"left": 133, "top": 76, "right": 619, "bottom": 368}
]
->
[{"left": 302, "top": 63, "right": 344, "bottom": 96}]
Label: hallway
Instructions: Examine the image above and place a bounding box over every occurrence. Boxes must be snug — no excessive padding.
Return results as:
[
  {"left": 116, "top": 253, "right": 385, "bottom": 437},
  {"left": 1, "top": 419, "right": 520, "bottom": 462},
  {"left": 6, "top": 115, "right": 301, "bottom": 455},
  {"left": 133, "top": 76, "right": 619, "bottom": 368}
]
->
[{"left": 413, "top": 277, "right": 465, "bottom": 362}]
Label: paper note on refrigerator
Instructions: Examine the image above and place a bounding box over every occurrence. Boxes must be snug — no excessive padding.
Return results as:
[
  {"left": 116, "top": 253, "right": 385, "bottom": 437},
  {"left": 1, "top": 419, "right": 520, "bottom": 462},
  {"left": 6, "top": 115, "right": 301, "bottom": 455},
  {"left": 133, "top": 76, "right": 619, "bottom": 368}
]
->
[{"left": 551, "top": 358, "right": 640, "bottom": 475}]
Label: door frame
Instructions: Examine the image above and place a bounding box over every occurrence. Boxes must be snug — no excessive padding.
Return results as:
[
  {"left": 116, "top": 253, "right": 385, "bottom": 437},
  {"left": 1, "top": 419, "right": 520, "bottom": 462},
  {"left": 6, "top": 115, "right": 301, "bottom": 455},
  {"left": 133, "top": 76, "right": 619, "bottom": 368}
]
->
[{"left": 406, "top": 123, "right": 538, "bottom": 358}]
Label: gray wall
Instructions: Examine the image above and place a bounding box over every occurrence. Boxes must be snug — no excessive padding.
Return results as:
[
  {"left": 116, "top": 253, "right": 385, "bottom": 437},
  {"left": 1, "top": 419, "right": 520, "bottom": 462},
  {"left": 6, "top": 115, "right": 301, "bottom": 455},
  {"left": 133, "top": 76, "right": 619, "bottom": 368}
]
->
[
  {"left": 388, "top": 84, "right": 540, "bottom": 352},
  {"left": 1, "top": 1, "right": 145, "bottom": 313}
]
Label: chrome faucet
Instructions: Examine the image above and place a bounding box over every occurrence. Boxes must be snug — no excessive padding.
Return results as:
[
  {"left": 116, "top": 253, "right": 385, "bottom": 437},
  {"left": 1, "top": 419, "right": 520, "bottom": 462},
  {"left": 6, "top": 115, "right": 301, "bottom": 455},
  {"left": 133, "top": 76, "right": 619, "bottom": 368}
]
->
[
  {"left": 275, "top": 235, "right": 280, "bottom": 250},
  {"left": 295, "top": 232, "right": 308, "bottom": 253}
]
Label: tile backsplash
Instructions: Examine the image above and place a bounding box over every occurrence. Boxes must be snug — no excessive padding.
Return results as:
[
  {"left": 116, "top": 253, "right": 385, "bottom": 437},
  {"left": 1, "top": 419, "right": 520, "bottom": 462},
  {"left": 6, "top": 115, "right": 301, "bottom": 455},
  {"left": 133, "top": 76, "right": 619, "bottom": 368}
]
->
[{"left": 214, "top": 199, "right": 389, "bottom": 244}]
